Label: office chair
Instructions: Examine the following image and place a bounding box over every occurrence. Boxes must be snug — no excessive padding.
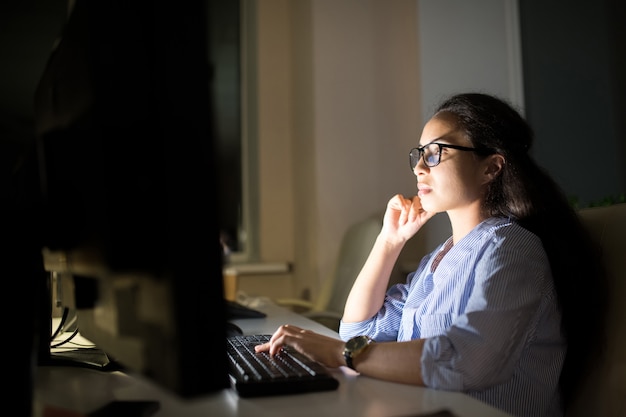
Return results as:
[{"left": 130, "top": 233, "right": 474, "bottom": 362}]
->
[
  {"left": 275, "top": 213, "right": 383, "bottom": 332},
  {"left": 566, "top": 203, "right": 626, "bottom": 416}
]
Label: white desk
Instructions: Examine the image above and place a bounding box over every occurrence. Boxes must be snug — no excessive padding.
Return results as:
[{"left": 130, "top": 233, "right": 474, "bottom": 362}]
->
[{"left": 35, "top": 299, "right": 512, "bottom": 417}]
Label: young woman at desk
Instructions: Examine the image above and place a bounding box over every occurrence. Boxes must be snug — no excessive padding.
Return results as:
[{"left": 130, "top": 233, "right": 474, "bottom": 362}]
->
[{"left": 255, "top": 93, "right": 607, "bottom": 417}]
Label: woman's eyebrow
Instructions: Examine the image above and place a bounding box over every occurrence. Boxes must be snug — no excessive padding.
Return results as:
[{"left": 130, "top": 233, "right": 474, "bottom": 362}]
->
[{"left": 419, "top": 137, "right": 451, "bottom": 147}]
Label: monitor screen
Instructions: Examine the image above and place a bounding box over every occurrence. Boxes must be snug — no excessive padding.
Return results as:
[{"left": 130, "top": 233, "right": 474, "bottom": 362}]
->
[{"left": 33, "top": 0, "right": 230, "bottom": 398}]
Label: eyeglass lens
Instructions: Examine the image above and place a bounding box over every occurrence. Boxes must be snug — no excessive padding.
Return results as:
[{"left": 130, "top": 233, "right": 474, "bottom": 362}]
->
[{"left": 410, "top": 143, "right": 441, "bottom": 169}]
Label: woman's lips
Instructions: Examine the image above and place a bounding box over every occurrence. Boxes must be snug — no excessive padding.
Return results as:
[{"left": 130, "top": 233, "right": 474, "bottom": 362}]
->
[{"left": 417, "top": 184, "right": 431, "bottom": 196}]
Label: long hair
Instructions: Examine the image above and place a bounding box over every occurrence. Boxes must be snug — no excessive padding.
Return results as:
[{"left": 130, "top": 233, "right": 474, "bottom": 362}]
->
[{"left": 435, "top": 92, "right": 609, "bottom": 409}]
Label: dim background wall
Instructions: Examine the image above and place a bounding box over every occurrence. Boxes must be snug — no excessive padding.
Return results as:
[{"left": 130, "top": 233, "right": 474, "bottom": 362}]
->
[{"left": 1, "top": 0, "right": 624, "bottom": 302}]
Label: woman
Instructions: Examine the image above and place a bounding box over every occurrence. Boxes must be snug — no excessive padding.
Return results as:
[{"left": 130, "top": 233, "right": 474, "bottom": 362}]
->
[{"left": 255, "top": 93, "right": 607, "bottom": 417}]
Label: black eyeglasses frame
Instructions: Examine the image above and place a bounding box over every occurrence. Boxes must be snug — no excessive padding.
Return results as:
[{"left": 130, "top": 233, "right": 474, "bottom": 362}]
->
[{"left": 409, "top": 142, "right": 493, "bottom": 169}]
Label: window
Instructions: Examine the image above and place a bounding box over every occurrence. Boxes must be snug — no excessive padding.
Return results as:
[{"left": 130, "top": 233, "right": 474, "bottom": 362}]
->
[{"left": 209, "top": 0, "right": 257, "bottom": 263}]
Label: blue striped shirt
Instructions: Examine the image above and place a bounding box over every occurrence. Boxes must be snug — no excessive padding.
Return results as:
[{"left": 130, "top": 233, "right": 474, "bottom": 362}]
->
[{"left": 340, "top": 217, "right": 565, "bottom": 417}]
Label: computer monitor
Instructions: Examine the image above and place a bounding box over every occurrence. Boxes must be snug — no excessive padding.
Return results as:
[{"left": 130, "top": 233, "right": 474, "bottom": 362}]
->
[{"left": 33, "top": 0, "right": 230, "bottom": 398}]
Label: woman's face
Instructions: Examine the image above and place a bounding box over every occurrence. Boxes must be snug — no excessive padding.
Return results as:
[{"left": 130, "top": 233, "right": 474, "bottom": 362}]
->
[{"left": 414, "top": 113, "right": 493, "bottom": 214}]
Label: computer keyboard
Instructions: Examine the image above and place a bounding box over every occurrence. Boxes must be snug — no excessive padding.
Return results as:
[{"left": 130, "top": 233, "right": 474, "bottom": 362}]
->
[{"left": 226, "top": 334, "right": 339, "bottom": 397}]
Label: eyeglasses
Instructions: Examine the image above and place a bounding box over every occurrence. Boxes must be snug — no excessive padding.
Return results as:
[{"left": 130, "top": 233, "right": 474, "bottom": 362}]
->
[{"left": 409, "top": 142, "right": 492, "bottom": 169}]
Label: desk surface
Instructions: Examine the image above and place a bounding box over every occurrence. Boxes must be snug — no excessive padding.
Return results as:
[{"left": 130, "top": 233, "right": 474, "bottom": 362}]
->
[{"left": 35, "top": 299, "right": 512, "bottom": 417}]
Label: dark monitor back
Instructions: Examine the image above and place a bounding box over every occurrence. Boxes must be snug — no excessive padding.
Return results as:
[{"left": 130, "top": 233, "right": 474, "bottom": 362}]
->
[{"left": 35, "top": 0, "right": 230, "bottom": 397}]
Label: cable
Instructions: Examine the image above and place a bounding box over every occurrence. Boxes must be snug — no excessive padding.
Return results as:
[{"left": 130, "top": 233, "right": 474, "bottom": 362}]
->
[
  {"left": 50, "top": 306, "right": 69, "bottom": 341},
  {"left": 51, "top": 328, "right": 79, "bottom": 348}
]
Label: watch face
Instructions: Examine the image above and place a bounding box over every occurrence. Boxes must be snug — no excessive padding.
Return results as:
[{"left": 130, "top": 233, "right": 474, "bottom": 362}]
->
[
  {"left": 344, "top": 336, "right": 373, "bottom": 370},
  {"left": 347, "top": 335, "right": 371, "bottom": 351}
]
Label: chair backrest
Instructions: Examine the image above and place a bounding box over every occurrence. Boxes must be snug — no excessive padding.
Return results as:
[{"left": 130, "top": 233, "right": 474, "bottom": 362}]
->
[
  {"left": 315, "top": 213, "right": 382, "bottom": 315},
  {"left": 567, "top": 203, "right": 626, "bottom": 416}
]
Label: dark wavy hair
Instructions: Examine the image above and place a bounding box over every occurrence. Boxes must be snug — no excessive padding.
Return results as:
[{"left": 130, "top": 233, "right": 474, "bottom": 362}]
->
[{"left": 435, "top": 92, "right": 608, "bottom": 410}]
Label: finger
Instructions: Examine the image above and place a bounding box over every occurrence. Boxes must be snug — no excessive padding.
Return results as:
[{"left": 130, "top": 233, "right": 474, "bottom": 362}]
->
[
  {"left": 409, "top": 196, "right": 424, "bottom": 221},
  {"left": 280, "top": 324, "right": 306, "bottom": 337},
  {"left": 269, "top": 334, "right": 288, "bottom": 356},
  {"left": 254, "top": 342, "right": 270, "bottom": 353},
  {"left": 388, "top": 194, "right": 409, "bottom": 210},
  {"left": 267, "top": 325, "right": 299, "bottom": 356},
  {"left": 269, "top": 324, "right": 287, "bottom": 342},
  {"left": 391, "top": 195, "right": 412, "bottom": 224}
]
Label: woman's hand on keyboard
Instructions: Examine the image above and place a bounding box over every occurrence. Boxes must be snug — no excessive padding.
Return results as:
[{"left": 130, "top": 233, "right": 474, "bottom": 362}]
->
[{"left": 254, "top": 324, "right": 346, "bottom": 368}]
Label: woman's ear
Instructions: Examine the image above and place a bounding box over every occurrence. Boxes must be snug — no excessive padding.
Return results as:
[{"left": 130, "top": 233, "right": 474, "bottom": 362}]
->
[{"left": 483, "top": 154, "right": 505, "bottom": 183}]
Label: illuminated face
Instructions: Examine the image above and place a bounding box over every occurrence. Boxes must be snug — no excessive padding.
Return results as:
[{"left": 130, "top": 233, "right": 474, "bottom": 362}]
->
[{"left": 413, "top": 114, "right": 493, "bottom": 214}]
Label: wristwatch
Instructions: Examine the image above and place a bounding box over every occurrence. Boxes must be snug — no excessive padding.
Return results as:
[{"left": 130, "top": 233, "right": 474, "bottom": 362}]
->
[{"left": 343, "top": 335, "right": 374, "bottom": 370}]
